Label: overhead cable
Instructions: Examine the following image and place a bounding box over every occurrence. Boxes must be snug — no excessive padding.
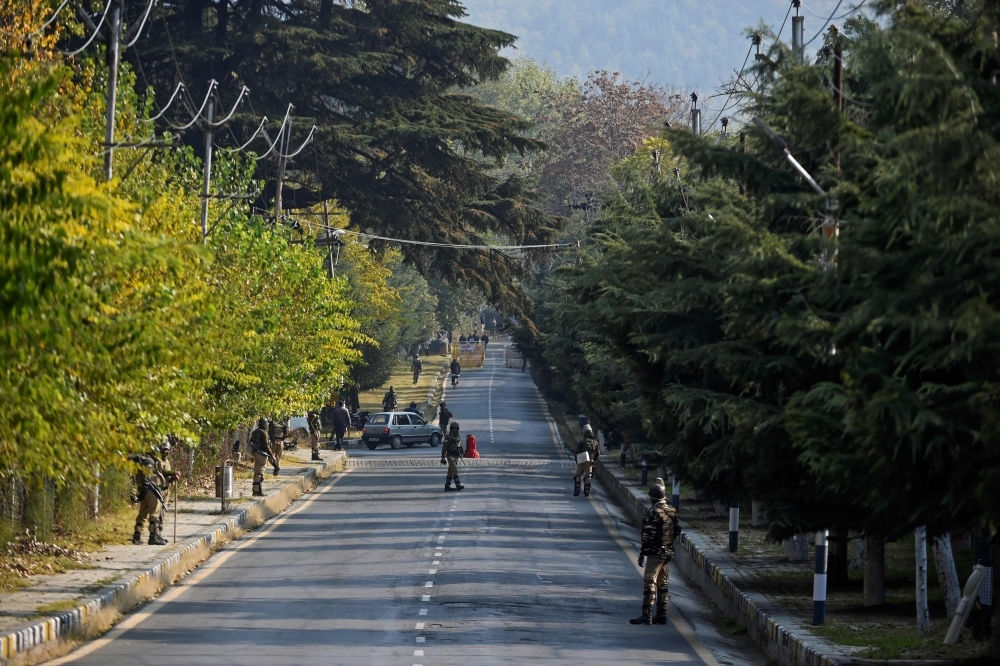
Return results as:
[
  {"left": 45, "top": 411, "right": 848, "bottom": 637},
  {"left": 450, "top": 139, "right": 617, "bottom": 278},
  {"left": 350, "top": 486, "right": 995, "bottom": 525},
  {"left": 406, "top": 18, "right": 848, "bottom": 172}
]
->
[
  {"left": 140, "top": 81, "right": 186, "bottom": 122},
  {"left": 776, "top": 1, "right": 793, "bottom": 42},
  {"left": 29, "top": 0, "right": 72, "bottom": 36},
  {"left": 222, "top": 116, "right": 269, "bottom": 153},
  {"left": 165, "top": 80, "right": 217, "bottom": 131},
  {"left": 60, "top": 0, "right": 113, "bottom": 56},
  {"left": 802, "top": 0, "right": 866, "bottom": 22},
  {"left": 211, "top": 86, "right": 249, "bottom": 126},
  {"left": 294, "top": 219, "right": 577, "bottom": 251},
  {"left": 706, "top": 42, "right": 754, "bottom": 132},
  {"left": 122, "top": 0, "right": 157, "bottom": 47},
  {"left": 804, "top": 0, "right": 846, "bottom": 47}
]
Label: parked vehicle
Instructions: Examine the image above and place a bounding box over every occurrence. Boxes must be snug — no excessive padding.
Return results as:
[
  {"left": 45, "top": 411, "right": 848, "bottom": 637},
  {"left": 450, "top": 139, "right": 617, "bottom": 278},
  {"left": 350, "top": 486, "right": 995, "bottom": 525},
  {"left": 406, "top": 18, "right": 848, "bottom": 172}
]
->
[{"left": 362, "top": 411, "right": 443, "bottom": 450}]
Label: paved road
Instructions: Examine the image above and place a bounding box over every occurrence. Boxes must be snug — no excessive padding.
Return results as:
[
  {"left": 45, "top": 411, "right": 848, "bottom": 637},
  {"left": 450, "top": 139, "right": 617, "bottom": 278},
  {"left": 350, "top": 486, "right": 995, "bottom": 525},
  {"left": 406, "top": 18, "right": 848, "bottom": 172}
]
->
[{"left": 51, "top": 344, "right": 758, "bottom": 666}]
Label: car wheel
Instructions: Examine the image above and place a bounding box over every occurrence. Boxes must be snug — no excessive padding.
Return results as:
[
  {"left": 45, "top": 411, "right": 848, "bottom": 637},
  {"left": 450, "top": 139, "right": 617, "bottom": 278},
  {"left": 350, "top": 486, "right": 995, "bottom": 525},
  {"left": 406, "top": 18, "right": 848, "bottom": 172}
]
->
[
  {"left": 404, "top": 442, "right": 415, "bottom": 448},
  {"left": 430, "top": 433, "right": 441, "bottom": 447},
  {"left": 390, "top": 436, "right": 403, "bottom": 450},
  {"left": 366, "top": 442, "right": 377, "bottom": 451}
]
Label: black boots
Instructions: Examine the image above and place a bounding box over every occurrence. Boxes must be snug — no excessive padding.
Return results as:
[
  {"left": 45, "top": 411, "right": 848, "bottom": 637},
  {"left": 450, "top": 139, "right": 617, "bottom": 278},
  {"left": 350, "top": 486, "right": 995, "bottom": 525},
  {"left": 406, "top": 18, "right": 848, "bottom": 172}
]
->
[
  {"left": 311, "top": 452, "right": 322, "bottom": 461},
  {"left": 573, "top": 478, "right": 581, "bottom": 496},
  {"left": 454, "top": 476, "right": 465, "bottom": 491},
  {"left": 148, "top": 532, "right": 168, "bottom": 546},
  {"left": 583, "top": 481, "right": 592, "bottom": 497},
  {"left": 252, "top": 473, "right": 264, "bottom": 496},
  {"left": 653, "top": 586, "right": 668, "bottom": 624},
  {"left": 629, "top": 589, "right": 655, "bottom": 625},
  {"left": 445, "top": 479, "right": 456, "bottom": 491},
  {"left": 132, "top": 529, "right": 143, "bottom": 545},
  {"left": 272, "top": 463, "right": 280, "bottom": 477}
]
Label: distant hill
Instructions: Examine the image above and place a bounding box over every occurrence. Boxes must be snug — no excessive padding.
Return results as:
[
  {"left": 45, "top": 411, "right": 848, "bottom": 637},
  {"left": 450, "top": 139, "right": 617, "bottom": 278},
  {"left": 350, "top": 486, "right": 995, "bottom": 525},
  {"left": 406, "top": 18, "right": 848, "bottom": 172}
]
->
[{"left": 459, "top": 0, "right": 868, "bottom": 91}]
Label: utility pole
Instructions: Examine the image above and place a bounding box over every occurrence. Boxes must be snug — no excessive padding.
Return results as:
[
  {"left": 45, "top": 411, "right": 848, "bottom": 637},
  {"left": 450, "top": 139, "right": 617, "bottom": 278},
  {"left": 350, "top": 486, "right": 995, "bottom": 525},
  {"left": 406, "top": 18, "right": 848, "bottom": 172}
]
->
[
  {"left": 274, "top": 113, "right": 292, "bottom": 221},
  {"left": 103, "top": 0, "right": 122, "bottom": 181},
  {"left": 200, "top": 97, "right": 215, "bottom": 245},
  {"left": 323, "top": 200, "right": 335, "bottom": 279},
  {"left": 690, "top": 93, "right": 701, "bottom": 135},
  {"left": 813, "top": 529, "right": 829, "bottom": 625},
  {"left": 791, "top": 0, "right": 805, "bottom": 64}
]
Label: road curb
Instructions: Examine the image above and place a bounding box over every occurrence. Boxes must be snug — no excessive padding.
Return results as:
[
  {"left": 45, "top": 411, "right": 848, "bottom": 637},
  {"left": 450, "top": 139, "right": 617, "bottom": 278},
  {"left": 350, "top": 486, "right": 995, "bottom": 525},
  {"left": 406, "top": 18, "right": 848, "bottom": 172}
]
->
[
  {"left": 591, "top": 458, "right": 858, "bottom": 666},
  {"left": 0, "top": 451, "right": 347, "bottom": 666}
]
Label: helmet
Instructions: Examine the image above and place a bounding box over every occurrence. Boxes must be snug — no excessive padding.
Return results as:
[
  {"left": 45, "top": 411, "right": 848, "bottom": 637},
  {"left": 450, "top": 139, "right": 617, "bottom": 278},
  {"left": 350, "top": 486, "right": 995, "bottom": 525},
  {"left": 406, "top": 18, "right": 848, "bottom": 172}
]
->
[
  {"left": 257, "top": 417, "right": 267, "bottom": 428},
  {"left": 389, "top": 386, "right": 395, "bottom": 392},
  {"left": 648, "top": 484, "right": 667, "bottom": 500},
  {"left": 450, "top": 421, "right": 460, "bottom": 431},
  {"left": 582, "top": 424, "right": 593, "bottom": 434}
]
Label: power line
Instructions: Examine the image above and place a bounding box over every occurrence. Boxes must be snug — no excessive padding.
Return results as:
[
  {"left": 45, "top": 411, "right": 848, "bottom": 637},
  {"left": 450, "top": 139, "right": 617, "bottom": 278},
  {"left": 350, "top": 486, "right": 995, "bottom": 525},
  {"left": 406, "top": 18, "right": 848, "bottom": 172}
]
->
[
  {"left": 290, "top": 216, "right": 577, "bottom": 251},
  {"left": 122, "top": 0, "right": 157, "bottom": 48},
  {"left": 776, "top": 1, "right": 794, "bottom": 42},
  {"left": 28, "top": 0, "right": 72, "bottom": 36},
  {"left": 60, "top": 0, "right": 113, "bottom": 56},
  {"left": 804, "top": 0, "right": 845, "bottom": 47},
  {"left": 706, "top": 41, "right": 754, "bottom": 132},
  {"left": 802, "top": 0, "right": 866, "bottom": 22},
  {"left": 164, "top": 80, "right": 217, "bottom": 131}
]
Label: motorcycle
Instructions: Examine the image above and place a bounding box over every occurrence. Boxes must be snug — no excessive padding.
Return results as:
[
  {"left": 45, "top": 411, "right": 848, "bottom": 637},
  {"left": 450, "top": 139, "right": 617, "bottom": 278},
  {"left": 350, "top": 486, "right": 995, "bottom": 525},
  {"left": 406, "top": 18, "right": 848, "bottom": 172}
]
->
[
  {"left": 350, "top": 410, "right": 370, "bottom": 430},
  {"left": 451, "top": 372, "right": 460, "bottom": 387}
]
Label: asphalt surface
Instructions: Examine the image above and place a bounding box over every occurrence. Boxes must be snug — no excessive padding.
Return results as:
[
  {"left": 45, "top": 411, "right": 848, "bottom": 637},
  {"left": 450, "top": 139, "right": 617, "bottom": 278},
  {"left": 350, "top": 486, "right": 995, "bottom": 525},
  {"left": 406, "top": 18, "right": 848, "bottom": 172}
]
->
[{"left": 51, "top": 344, "right": 760, "bottom": 666}]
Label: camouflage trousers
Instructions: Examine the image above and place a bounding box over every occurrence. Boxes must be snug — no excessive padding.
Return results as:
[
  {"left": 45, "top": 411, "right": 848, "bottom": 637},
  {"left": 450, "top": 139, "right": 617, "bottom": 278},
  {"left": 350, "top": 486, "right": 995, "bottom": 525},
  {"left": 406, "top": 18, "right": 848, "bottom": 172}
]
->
[
  {"left": 573, "top": 461, "right": 594, "bottom": 481},
  {"left": 446, "top": 456, "right": 460, "bottom": 478},
  {"left": 252, "top": 451, "right": 269, "bottom": 495},
  {"left": 310, "top": 431, "right": 320, "bottom": 457},
  {"left": 642, "top": 555, "right": 671, "bottom": 610},
  {"left": 134, "top": 490, "right": 163, "bottom": 537}
]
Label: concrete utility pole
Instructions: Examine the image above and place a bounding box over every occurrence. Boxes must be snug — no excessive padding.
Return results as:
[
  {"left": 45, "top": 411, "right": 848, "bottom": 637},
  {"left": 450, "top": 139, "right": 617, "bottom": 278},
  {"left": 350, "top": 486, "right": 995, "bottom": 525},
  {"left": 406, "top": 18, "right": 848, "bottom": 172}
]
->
[
  {"left": 791, "top": 0, "right": 805, "bottom": 64},
  {"left": 689, "top": 93, "right": 701, "bottom": 135},
  {"left": 728, "top": 501, "right": 739, "bottom": 552},
  {"left": 103, "top": 0, "right": 122, "bottom": 181},
  {"left": 200, "top": 97, "right": 215, "bottom": 245},
  {"left": 274, "top": 114, "right": 292, "bottom": 221}
]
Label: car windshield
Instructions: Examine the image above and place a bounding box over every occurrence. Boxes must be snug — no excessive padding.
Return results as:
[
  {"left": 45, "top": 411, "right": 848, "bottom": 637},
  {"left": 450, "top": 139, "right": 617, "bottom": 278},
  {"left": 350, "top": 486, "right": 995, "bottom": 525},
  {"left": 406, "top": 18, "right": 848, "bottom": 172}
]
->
[{"left": 368, "top": 414, "right": 389, "bottom": 425}]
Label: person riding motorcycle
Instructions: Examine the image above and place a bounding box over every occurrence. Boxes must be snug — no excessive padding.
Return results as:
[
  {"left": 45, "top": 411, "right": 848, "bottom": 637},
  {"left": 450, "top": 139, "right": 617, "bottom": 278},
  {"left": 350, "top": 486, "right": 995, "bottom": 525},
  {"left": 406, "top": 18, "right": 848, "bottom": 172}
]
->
[{"left": 450, "top": 359, "right": 461, "bottom": 386}]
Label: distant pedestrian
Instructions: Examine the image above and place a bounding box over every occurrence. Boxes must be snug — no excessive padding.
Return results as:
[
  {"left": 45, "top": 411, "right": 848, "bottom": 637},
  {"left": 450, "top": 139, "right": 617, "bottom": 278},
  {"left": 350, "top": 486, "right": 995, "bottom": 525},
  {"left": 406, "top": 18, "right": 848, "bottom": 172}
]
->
[
  {"left": 332, "top": 400, "right": 351, "bottom": 450},
  {"left": 267, "top": 418, "right": 287, "bottom": 470},
  {"left": 440, "top": 421, "right": 465, "bottom": 491},
  {"left": 630, "top": 479, "right": 680, "bottom": 626},
  {"left": 128, "top": 440, "right": 177, "bottom": 545},
  {"left": 382, "top": 386, "right": 398, "bottom": 412},
  {"left": 482, "top": 333, "right": 489, "bottom": 350},
  {"left": 320, "top": 401, "right": 337, "bottom": 440},
  {"left": 405, "top": 401, "right": 424, "bottom": 417},
  {"left": 438, "top": 401, "right": 453, "bottom": 431},
  {"left": 573, "top": 424, "right": 601, "bottom": 497},
  {"left": 249, "top": 418, "right": 278, "bottom": 496},
  {"left": 308, "top": 411, "right": 322, "bottom": 461},
  {"left": 459, "top": 334, "right": 467, "bottom": 342},
  {"left": 521, "top": 356, "right": 527, "bottom": 372},
  {"left": 472, "top": 333, "right": 480, "bottom": 342}
]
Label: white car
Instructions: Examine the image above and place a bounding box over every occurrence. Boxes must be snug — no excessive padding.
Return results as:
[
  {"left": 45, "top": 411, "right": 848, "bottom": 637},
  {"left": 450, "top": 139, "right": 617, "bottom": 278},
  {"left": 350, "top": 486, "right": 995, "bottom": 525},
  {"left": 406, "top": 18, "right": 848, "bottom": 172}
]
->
[{"left": 362, "top": 411, "right": 443, "bottom": 450}]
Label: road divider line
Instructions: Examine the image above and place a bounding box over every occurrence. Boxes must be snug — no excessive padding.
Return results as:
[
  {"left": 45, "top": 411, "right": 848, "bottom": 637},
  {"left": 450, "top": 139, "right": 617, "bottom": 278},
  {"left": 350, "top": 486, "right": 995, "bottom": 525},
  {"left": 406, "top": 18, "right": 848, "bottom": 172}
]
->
[{"left": 49, "top": 469, "right": 355, "bottom": 665}]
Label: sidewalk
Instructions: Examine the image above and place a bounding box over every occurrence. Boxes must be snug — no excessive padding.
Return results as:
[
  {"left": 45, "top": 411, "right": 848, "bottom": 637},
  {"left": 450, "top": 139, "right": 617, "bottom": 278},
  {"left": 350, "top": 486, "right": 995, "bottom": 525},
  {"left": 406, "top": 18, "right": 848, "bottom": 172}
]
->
[{"left": 0, "top": 448, "right": 347, "bottom": 665}]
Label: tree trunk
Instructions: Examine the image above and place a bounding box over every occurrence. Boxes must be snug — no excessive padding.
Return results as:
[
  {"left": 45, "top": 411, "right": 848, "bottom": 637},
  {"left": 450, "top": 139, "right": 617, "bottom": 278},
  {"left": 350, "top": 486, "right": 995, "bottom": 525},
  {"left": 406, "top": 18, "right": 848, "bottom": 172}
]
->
[
  {"left": 751, "top": 501, "right": 763, "bottom": 527},
  {"left": 933, "top": 533, "right": 961, "bottom": 618},
  {"left": 349, "top": 386, "right": 360, "bottom": 413},
  {"left": 784, "top": 533, "right": 810, "bottom": 562},
  {"left": 863, "top": 534, "right": 885, "bottom": 606},
  {"left": 915, "top": 526, "right": 930, "bottom": 635},
  {"left": 216, "top": 0, "right": 228, "bottom": 47}
]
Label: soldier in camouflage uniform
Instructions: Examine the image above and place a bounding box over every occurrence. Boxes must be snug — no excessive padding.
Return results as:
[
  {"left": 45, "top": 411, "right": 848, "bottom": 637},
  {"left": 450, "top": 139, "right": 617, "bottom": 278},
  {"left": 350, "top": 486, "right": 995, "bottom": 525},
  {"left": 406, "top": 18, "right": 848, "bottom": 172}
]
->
[
  {"left": 440, "top": 421, "right": 465, "bottom": 491},
  {"left": 308, "top": 411, "right": 322, "bottom": 461},
  {"left": 268, "top": 417, "right": 287, "bottom": 469},
  {"left": 573, "top": 424, "right": 601, "bottom": 497},
  {"left": 129, "top": 441, "right": 178, "bottom": 545},
  {"left": 249, "top": 418, "right": 278, "bottom": 496},
  {"left": 630, "top": 478, "right": 681, "bottom": 625}
]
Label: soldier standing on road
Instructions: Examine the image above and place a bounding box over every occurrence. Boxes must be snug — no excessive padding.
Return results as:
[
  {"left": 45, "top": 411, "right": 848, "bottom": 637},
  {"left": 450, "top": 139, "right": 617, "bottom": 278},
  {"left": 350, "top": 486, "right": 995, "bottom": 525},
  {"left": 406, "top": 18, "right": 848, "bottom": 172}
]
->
[
  {"left": 412, "top": 355, "right": 423, "bottom": 384},
  {"left": 268, "top": 417, "right": 287, "bottom": 469},
  {"left": 440, "top": 421, "right": 465, "bottom": 492},
  {"left": 630, "top": 479, "right": 680, "bottom": 626},
  {"left": 129, "top": 441, "right": 178, "bottom": 545},
  {"left": 438, "top": 401, "right": 452, "bottom": 431},
  {"left": 308, "top": 410, "right": 322, "bottom": 461},
  {"left": 332, "top": 400, "right": 351, "bottom": 450},
  {"left": 249, "top": 418, "right": 278, "bottom": 496},
  {"left": 382, "top": 386, "right": 398, "bottom": 412},
  {"left": 573, "top": 424, "right": 601, "bottom": 497}
]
